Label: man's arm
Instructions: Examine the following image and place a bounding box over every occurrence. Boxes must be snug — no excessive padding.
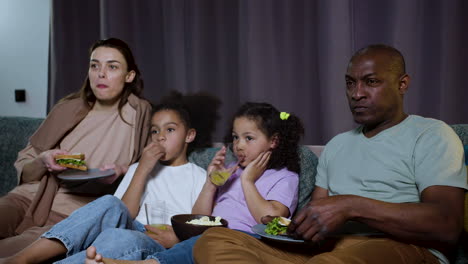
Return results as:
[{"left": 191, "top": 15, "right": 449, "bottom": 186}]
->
[
  {"left": 290, "top": 185, "right": 464, "bottom": 250},
  {"left": 310, "top": 186, "right": 328, "bottom": 200},
  {"left": 354, "top": 185, "right": 464, "bottom": 247}
]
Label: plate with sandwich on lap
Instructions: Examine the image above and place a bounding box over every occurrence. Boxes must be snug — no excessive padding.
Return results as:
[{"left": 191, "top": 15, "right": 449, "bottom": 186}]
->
[
  {"left": 55, "top": 153, "right": 115, "bottom": 181},
  {"left": 251, "top": 217, "right": 305, "bottom": 244},
  {"left": 252, "top": 218, "right": 385, "bottom": 244},
  {"left": 57, "top": 168, "right": 116, "bottom": 181}
]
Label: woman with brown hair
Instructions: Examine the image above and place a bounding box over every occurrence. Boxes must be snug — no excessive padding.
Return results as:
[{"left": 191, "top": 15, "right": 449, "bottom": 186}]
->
[{"left": 0, "top": 38, "right": 153, "bottom": 257}]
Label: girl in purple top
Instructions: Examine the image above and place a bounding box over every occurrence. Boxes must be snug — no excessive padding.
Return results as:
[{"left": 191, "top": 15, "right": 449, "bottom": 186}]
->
[
  {"left": 193, "top": 102, "right": 304, "bottom": 232},
  {"left": 85, "top": 102, "right": 305, "bottom": 264}
]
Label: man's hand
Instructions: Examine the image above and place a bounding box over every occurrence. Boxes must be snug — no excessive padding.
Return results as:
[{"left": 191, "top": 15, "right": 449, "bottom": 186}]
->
[
  {"left": 145, "top": 225, "right": 180, "bottom": 249},
  {"left": 289, "top": 195, "right": 354, "bottom": 242}
]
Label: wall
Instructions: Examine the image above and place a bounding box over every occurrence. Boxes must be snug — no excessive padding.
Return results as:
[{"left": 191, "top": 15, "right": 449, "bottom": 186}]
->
[{"left": 0, "top": 0, "right": 50, "bottom": 118}]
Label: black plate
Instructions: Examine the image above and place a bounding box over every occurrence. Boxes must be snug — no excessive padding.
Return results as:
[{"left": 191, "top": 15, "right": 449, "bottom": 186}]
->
[
  {"left": 57, "top": 168, "right": 115, "bottom": 181},
  {"left": 251, "top": 224, "right": 304, "bottom": 244}
]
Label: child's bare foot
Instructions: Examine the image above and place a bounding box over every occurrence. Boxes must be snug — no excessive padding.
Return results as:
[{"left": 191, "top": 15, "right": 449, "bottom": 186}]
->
[
  {"left": 85, "top": 246, "right": 158, "bottom": 264},
  {"left": 85, "top": 246, "right": 104, "bottom": 264}
]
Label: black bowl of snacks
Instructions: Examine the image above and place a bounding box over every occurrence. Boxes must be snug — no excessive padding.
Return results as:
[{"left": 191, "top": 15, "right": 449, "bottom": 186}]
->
[{"left": 171, "top": 214, "right": 228, "bottom": 241}]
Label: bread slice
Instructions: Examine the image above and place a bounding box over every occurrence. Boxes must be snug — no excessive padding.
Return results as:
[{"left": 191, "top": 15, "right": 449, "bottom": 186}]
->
[
  {"left": 58, "top": 163, "right": 88, "bottom": 171},
  {"left": 278, "top": 217, "right": 291, "bottom": 226},
  {"left": 54, "top": 153, "right": 85, "bottom": 160}
]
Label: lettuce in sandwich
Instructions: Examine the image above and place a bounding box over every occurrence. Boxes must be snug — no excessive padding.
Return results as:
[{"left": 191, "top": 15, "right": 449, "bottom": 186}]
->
[{"left": 265, "top": 217, "right": 291, "bottom": 236}]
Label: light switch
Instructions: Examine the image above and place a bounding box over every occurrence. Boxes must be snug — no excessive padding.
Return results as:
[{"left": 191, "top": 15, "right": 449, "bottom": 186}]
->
[{"left": 15, "top": 89, "right": 26, "bottom": 102}]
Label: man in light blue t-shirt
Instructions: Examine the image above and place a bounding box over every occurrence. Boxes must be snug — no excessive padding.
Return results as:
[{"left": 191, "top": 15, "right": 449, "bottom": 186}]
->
[
  {"left": 194, "top": 44, "right": 467, "bottom": 264},
  {"left": 289, "top": 45, "right": 467, "bottom": 264}
]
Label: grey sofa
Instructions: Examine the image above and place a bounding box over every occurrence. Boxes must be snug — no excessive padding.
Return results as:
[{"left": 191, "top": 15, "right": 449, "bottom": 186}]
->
[
  {"left": 0, "top": 116, "right": 44, "bottom": 196},
  {"left": 0, "top": 116, "right": 318, "bottom": 211},
  {"left": 0, "top": 116, "right": 466, "bottom": 263}
]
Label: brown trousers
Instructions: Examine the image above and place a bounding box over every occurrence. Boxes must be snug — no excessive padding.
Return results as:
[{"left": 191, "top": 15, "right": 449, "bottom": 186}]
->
[
  {"left": 0, "top": 193, "right": 66, "bottom": 257},
  {"left": 193, "top": 228, "right": 440, "bottom": 264}
]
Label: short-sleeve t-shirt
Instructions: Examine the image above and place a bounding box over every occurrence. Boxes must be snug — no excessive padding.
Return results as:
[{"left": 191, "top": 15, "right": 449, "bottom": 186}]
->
[
  {"left": 212, "top": 167, "right": 299, "bottom": 233},
  {"left": 315, "top": 115, "right": 467, "bottom": 202},
  {"left": 114, "top": 162, "right": 206, "bottom": 225}
]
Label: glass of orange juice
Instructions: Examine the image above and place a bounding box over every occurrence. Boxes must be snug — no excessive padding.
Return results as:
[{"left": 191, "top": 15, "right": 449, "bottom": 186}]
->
[
  {"left": 209, "top": 162, "right": 239, "bottom": 186},
  {"left": 145, "top": 201, "right": 169, "bottom": 230}
]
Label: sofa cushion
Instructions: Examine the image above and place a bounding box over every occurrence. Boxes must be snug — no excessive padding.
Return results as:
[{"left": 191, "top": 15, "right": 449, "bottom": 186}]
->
[
  {"left": 0, "top": 116, "right": 44, "bottom": 196},
  {"left": 464, "top": 145, "right": 468, "bottom": 165},
  {"left": 188, "top": 145, "right": 318, "bottom": 213},
  {"left": 296, "top": 146, "right": 318, "bottom": 211},
  {"left": 451, "top": 124, "right": 468, "bottom": 146}
]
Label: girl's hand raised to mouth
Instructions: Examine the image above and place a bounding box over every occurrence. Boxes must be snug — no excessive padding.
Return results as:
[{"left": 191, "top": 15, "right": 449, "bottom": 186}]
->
[{"left": 241, "top": 151, "right": 271, "bottom": 184}]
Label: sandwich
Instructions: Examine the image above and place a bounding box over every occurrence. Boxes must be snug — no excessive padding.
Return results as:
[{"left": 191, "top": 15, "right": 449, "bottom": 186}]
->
[
  {"left": 265, "top": 216, "right": 291, "bottom": 235},
  {"left": 55, "top": 153, "right": 87, "bottom": 171}
]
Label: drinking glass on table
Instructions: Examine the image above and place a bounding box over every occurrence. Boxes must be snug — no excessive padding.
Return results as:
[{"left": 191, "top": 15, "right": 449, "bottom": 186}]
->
[{"left": 145, "top": 201, "right": 169, "bottom": 230}]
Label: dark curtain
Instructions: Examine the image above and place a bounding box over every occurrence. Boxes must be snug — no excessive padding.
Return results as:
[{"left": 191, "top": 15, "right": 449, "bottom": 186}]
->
[{"left": 50, "top": 0, "right": 468, "bottom": 145}]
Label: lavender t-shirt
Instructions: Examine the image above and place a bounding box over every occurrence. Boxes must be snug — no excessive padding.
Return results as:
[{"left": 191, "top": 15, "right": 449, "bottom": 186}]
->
[{"left": 211, "top": 167, "right": 299, "bottom": 233}]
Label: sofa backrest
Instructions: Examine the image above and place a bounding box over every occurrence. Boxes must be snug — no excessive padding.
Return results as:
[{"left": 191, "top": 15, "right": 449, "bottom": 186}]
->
[
  {"left": 0, "top": 116, "right": 44, "bottom": 196},
  {"left": 451, "top": 124, "right": 468, "bottom": 146},
  {"left": 1, "top": 116, "right": 466, "bottom": 213},
  {"left": 188, "top": 145, "right": 319, "bottom": 212}
]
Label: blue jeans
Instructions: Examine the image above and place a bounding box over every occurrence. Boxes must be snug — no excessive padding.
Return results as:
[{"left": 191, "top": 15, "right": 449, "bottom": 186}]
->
[
  {"left": 42, "top": 195, "right": 164, "bottom": 264},
  {"left": 44, "top": 195, "right": 259, "bottom": 264},
  {"left": 147, "top": 230, "right": 260, "bottom": 264}
]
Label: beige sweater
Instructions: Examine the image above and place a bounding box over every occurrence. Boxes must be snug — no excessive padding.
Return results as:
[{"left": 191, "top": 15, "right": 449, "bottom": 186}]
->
[{"left": 13, "top": 94, "right": 152, "bottom": 233}]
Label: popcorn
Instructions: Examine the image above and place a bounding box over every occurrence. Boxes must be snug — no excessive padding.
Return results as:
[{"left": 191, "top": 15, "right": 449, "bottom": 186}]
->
[{"left": 186, "top": 216, "right": 223, "bottom": 226}]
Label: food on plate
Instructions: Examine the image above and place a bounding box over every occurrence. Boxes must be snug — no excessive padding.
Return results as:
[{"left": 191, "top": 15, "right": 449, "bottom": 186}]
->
[
  {"left": 55, "top": 153, "right": 87, "bottom": 171},
  {"left": 265, "top": 216, "right": 291, "bottom": 235},
  {"left": 186, "top": 216, "right": 223, "bottom": 226}
]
